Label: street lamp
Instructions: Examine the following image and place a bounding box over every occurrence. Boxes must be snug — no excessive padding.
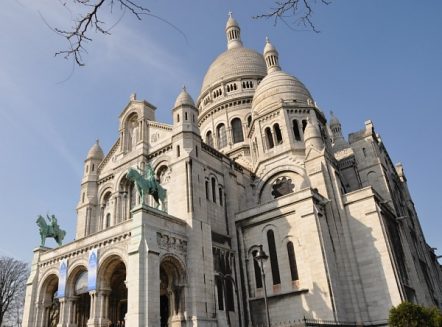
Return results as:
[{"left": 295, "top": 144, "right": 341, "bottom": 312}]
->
[{"left": 254, "top": 244, "right": 271, "bottom": 327}]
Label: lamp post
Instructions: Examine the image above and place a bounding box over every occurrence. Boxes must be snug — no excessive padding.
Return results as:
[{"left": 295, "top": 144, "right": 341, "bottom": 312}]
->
[{"left": 255, "top": 244, "right": 271, "bottom": 327}]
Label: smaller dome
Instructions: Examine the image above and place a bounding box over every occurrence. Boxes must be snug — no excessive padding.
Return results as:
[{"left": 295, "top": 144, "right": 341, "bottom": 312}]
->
[
  {"left": 329, "top": 111, "right": 340, "bottom": 127},
  {"left": 174, "top": 86, "right": 195, "bottom": 107},
  {"left": 87, "top": 140, "right": 104, "bottom": 160},
  {"left": 252, "top": 71, "right": 313, "bottom": 115}
]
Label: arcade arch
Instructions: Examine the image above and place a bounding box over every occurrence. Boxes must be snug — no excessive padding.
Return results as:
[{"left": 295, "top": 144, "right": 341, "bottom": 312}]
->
[
  {"left": 160, "top": 256, "right": 186, "bottom": 327},
  {"left": 38, "top": 274, "right": 59, "bottom": 327}
]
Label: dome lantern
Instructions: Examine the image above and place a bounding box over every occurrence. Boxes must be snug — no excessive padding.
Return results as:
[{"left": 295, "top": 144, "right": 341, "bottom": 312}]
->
[
  {"left": 264, "top": 37, "right": 281, "bottom": 73},
  {"left": 225, "top": 12, "right": 243, "bottom": 50}
]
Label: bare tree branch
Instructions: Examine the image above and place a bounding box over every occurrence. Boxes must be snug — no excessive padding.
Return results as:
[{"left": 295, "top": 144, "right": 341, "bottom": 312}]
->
[
  {"left": 0, "top": 257, "right": 28, "bottom": 326},
  {"left": 254, "top": 0, "right": 331, "bottom": 33},
  {"left": 54, "top": 0, "right": 150, "bottom": 66}
]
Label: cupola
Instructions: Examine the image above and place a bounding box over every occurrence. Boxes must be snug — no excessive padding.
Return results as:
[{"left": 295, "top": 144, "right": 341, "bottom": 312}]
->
[{"left": 225, "top": 12, "right": 242, "bottom": 50}]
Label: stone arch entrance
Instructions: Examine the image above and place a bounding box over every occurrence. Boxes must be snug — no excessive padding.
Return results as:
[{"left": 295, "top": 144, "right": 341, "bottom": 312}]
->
[
  {"left": 38, "top": 274, "right": 59, "bottom": 327},
  {"left": 67, "top": 266, "right": 90, "bottom": 327},
  {"left": 98, "top": 255, "right": 127, "bottom": 326},
  {"left": 160, "top": 256, "right": 186, "bottom": 327}
]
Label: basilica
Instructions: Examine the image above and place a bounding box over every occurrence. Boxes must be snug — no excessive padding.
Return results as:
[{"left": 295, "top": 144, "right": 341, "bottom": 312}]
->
[{"left": 22, "top": 14, "right": 442, "bottom": 327}]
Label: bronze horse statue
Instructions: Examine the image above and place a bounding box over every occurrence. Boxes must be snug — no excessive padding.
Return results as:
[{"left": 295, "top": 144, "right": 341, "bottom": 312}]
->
[
  {"left": 36, "top": 214, "right": 66, "bottom": 247},
  {"left": 127, "top": 164, "right": 167, "bottom": 212}
]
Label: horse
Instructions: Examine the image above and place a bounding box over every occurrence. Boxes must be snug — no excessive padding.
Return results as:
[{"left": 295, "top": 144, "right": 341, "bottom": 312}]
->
[
  {"left": 127, "top": 165, "right": 167, "bottom": 211},
  {"left": 36, "top": 215, "right": 66, "bottom": 247}
]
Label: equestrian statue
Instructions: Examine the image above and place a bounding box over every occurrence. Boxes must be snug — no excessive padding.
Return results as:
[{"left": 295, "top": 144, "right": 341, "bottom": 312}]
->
[
  {"left": 127, "top": 163, "right": 167, "bottom": 212},
  {"left": 36, "top": 214, "right": 66, "bottom": 247}
]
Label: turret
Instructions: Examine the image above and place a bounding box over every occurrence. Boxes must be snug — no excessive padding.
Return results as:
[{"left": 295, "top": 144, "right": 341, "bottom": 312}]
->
[
  {"left": 304, "top": 117, "right": 324, "bottom": 151},
  {"left": 76, "top": 140, "right": 103, "bottom": 239},
  {"left": 329, "top": 111, "right": 349, "bottom": 152},
  {"left": 263, "top": 37, "right": 281, "bottom": 73},
  {"left": 225, "top": 12, "right": 242, "bottom": 49},
  {"left": 83, "top": 140, "right": 104, "bottom": 180},
  {"left": 172, "top": 86, "right": 200, "bottom": 136}
]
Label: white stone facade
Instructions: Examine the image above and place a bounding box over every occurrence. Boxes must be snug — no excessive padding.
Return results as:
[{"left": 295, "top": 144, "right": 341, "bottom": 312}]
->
[{"left": 22, "top": 14, "right": 442, "bottom": 327}]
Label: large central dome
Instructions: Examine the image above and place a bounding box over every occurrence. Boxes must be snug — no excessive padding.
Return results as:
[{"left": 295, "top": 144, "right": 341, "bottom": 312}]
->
[{"left": 200, "top": 47, "right": 266, "bottom": 95}]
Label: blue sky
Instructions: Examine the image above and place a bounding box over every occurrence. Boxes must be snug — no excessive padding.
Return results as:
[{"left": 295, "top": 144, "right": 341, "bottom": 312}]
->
[{"left": 1, "top": 0, "right": 441, "bottom": 263}]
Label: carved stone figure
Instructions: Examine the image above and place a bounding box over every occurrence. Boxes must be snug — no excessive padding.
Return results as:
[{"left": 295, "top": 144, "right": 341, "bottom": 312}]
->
[
  {"left": 127, "top": 164, "right": 167, "bottom": 211},
  {"left": 36, "top": 214, "right": 66, "bottom": 247}
]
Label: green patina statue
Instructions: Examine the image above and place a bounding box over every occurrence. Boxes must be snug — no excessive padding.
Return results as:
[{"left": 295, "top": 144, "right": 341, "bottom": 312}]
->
[
  {"left": 127, "top": 164, "right": 167, "bottom": 212},
  {"left": 36, "top": 214, "right": 66, "bottom": 247}
]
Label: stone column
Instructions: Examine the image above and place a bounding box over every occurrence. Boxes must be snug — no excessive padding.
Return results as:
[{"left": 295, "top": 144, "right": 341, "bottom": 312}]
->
[
  {"left": 57, "top": 297, "right": 67, "bottom": 327},
  {"left": 65, "top": 296, "right": 78, "bottom": 327},
  {"left": 97, "top": 289, "right": 111, "bottom": 327},
  {"left": 87, "top": 291, "right": 98, "bottom": 327}
]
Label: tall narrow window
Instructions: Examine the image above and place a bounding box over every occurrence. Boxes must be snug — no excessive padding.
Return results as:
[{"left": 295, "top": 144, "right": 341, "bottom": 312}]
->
[
  {"left": 274, "top": 123, "right": 283, "bottom": 144},
  {"left": 231, "top": 118, "right": 244, "bottom": 143},
  {"left": 219, "top": 187, "right": 223, "bottom": 206},
  {"left": 177, "top": 114, "right": 180, "bottom": 123},
  {"left": 216, "top": 277, "right": 224, "bottom": 310},
  {"left": 177, "top": 145, "right": 180, "bottom": 157},
  {"left": 211, "top": 177, "right": 217, "bottom": 203},
  {"left": 226, "top": 280, "right": 235, "bottom": 311},
  {"left": 247, "top": 115, "right": 252, "bottom": 127},
  {"left": 287, "top": 241, "right": 299, "bottom": 281},
  {"left": 217, "top": 124, "right": 227, "bottom": 148},
  {"left": 105, "top": 213, "right": 111, "bottom": 228},
  {"left": 252, "top": 251, "right": 263, "bottom": 288},
  {"left": 265, "top": 127, "right": 274, "bottom": 149},
  {"left": 293, "top": 120, "right": 301, "bottom": 141},
  {"left": 267, "top": 230, "right": 281, "bottom": 284},
  {"left": 206, "top": 131, "right": 214, "bottom": 147},
  {"left": 185, "top": 112, "right": 188, "bottom": 120},
  {"left": 205, "top": 181, "right": 209, "bottom": 200},
  {"left": 302, "top": 120, "right": 308, "bottom": 132}
]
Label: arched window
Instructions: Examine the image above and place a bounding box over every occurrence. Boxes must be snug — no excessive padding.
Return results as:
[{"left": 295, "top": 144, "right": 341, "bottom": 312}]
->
[
  {"left": 287, "top": 241, "right": 299, "bottom": 281},
  {"left": 293, "top": 119, "right": 301, "bottom": 141},
  {"left": 274, "top": 123, "right": 283, "bottom": 144},
  {"left": 206, "top": 130, "right": 214, "bottom": 147},
  {"left": 267, "top": 230, "right": 281, "bottom": 284},
  {"left": 211, "top": 177, "right": 217, "bottom": 203},
  {"left": 217, "top": 123, "right": 227, "bottom": 149},
  {"left": 265, "top": 127, "right": 274, "bottom": 149},
  {"left": 252, "top": 250, "right": 263, "bottom": 288},
  {"left": 185, "top": 112, "right": 188, "bottom": 120},
  {"left": 231, "top": 118, "right": 244, "bottom": 143}
]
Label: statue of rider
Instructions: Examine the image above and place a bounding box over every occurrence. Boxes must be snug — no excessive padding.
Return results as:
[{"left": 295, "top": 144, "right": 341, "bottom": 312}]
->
[{"left": 49, "top": 214, "right": 59, "bottom": 236}]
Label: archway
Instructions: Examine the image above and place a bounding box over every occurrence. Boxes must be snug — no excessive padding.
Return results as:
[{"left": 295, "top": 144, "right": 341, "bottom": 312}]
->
[
  {"left": 38, "top": 274, "right": 59, "bottom": 327},
  {"left": 98, "top": 256, "right": 127, "bottom": 326},
  {"left": 72, "top": 270, "right": 90, "bottom": 327},
  {"left": 160, "top": 256, "right": 186, "bottom": 327}
]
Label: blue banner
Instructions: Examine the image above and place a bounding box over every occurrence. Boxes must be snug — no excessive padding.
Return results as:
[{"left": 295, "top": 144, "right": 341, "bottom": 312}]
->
[
  {"left": 88, "top": 249, "right": 98, "bottom": 291},
  {"left": 58, "top": 259, "right": 68, "bottom": 298}
]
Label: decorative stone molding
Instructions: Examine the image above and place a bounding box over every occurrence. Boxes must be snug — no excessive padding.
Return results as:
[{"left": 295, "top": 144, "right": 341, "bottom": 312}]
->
[{"left": 156, "top": 232, "right": 187, "bottom": 254}]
